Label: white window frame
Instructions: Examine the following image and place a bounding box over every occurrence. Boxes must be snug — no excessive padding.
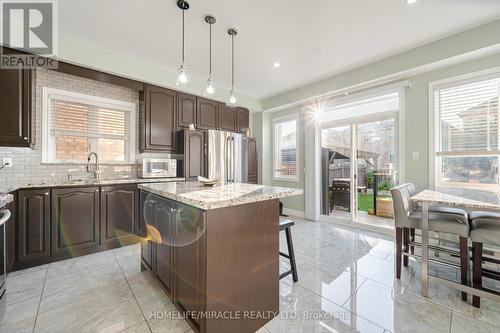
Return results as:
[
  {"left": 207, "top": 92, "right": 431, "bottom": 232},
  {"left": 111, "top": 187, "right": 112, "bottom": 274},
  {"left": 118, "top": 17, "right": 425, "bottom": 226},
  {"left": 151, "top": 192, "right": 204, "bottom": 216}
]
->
[
  {"left": 429, "top": 66, "right": 500, "bottom": 190},
  {"left": 42, "top": 87, "right": 136, "bottom": 164},
  {"left": 273, "top": 114, "right": 300, "bottom": 182}
]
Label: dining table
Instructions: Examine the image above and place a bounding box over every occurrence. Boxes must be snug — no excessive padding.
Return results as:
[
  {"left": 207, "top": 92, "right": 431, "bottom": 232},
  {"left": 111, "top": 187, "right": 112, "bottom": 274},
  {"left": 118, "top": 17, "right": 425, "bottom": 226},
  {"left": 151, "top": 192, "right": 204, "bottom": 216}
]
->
[{"left": 409, "top": 190, "right": 500, "bottom": 302}]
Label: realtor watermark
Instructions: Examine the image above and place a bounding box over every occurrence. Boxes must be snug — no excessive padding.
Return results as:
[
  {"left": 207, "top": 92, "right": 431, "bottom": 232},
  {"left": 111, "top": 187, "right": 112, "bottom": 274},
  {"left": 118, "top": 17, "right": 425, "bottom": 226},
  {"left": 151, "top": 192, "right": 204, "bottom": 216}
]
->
[
  {"left": 0, "top": 0, "right": 58, "bottom": 68},
  {"left": 149, "top": 310, "right": 351, "bottom": 321}
]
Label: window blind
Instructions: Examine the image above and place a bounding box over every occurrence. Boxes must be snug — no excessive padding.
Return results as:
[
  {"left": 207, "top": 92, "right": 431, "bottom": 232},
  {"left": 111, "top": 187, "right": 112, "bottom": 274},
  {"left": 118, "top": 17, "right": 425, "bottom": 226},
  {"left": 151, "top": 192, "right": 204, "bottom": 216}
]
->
[
  {"left": 43, "top": 89, "right": 135, "bottom": 164},
  {"left": 436, "top": 77, "right": 500, "bottom": 156},
  {"left": 274, "top": 119, "right": 297, "bottom": 179},
  {"left": 50, "top": 100, "right": 129, "bottom": 139}
]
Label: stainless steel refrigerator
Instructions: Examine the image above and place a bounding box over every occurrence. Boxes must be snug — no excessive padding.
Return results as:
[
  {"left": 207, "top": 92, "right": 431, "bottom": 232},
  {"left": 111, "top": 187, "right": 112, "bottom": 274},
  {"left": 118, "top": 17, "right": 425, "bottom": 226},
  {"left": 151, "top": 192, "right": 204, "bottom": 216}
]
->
[{"left": 207, "top": 130, "right": 248, "bottom": 184}]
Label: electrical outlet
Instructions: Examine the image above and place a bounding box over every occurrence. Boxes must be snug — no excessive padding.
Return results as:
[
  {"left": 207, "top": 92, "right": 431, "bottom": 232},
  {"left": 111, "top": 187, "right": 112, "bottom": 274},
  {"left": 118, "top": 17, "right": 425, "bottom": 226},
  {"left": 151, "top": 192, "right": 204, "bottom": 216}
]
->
[{"left": 2, "top": 157, "right": 12, "bottom": 167}]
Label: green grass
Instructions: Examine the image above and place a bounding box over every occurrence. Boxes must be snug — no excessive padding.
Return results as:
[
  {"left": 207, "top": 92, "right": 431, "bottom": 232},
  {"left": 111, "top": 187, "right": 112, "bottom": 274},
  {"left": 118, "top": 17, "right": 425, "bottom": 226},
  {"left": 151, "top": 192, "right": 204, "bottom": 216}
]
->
[
  {"left": 357, "top": 193, "right": 391, "bottom": 212},
  {"left": 358, "top": 194, "right": 374, "bottom": 212}
]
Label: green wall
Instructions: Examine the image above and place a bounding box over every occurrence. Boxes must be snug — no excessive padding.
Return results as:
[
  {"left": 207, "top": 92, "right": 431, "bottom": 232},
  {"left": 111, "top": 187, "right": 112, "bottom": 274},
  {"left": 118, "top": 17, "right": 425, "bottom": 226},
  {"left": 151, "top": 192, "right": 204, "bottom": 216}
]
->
[
  {"left": 251, "top": 108, "right": 305, "bottom": 211},
  {"left": 252, "top": 19, "right": 500, "bottom": 213},
  {"left": 404, "top": 53, "right": 500, "bottom": 191}
]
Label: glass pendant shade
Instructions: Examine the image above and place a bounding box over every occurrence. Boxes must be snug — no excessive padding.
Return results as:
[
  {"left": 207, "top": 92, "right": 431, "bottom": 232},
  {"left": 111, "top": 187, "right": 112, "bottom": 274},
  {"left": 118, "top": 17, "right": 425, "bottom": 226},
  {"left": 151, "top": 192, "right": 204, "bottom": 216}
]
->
[
  {"left": 206, "top": 78, "right": 215, "bottom": 95},
  {"left": 229, "top": 90, "right": 237, "bottom": 106},
  {"left": 177, "top": 65, "right": 188, "bottom": 84}
]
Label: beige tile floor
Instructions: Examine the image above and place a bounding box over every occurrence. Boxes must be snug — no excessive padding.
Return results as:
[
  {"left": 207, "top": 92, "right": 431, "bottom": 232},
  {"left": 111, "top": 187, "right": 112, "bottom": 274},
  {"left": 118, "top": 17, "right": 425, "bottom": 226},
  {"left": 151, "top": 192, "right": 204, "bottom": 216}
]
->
[{"left": 1, "top": 216, "right": 500, "bottom": 333}]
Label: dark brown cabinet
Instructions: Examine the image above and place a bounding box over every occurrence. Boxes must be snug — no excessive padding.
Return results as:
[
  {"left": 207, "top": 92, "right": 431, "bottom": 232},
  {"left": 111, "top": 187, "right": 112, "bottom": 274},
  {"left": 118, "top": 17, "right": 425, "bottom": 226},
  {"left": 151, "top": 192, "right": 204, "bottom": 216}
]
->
[
  {"left": 140, "top": 191, "right": 155, "bottom": 271},
  {"left": 180, "top": 130, "right": 206, "bottom": 180},
  {"left": 172, "top": 201, "right": 205, "bottom": 329},
  {"left": 17, "top": 189, "right": 50, "bottom": 263},
  {"left": 5, "top": 194, "right": 16, "bottom": 272},
  {"left": 218, "top": 103, "right": 237, "bottom": 132},
  {"left": 248, "top": 138, "right": 258, "bottom": 184},
  {"left": 139, "top": 192, "right": 174, "bottom": 295},
  {"left": 196, "top": 98, "right": 218, "bottom": 130},
  {"left": 154, "top": 198, "right": 175, "bottom": 296},
  {"left": 11, "top": 184, "right": 142, "bottom": 271},
  {"left": 0, "top": 67, "right": 32, "bottom": 147},
  {"left": 51, "top": 187, "right": 100, "bottom": 255},
  {"left": 100, "top": 185, "right": 138, "bottom": 245},
  {"left": 178, "top": 92, "right": 197, "bottom": 128},
  {"left": 236, "top": 107, "right": 249, "bottom": 133},
  {"left": 142, "top": 84, "right": 177, "bottom": 152}
]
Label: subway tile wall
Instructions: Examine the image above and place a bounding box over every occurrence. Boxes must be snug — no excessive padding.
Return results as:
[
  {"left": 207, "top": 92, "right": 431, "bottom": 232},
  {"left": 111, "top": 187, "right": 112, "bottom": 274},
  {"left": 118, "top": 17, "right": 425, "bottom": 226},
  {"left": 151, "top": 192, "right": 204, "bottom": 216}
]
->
[{"left": 0, "top": 68, "right": 171, "bottom": 190}]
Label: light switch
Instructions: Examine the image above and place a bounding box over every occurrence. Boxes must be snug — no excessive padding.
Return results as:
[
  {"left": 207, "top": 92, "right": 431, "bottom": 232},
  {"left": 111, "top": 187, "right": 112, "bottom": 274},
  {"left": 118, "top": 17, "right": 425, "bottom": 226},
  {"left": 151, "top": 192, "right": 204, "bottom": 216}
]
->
[{"left": 412, "top": 151, "right": 419, "bottom": 160}]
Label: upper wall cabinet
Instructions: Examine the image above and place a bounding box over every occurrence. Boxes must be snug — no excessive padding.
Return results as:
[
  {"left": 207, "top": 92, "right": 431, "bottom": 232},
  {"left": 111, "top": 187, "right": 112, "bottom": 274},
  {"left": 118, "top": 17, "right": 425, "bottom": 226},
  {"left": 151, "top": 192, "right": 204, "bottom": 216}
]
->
[
  {"left": 0, "top": 67, "right": 33, "bottom": 147},
  {"left": 177, "top": 92, "right": 197, "bottom": 128},
  {"left": 236, "top": 107, "right": 249, "bottom": 133},
  {"left": 141, "top": 84, "right": 177, "bottom": 152},
  {"left": 196, "top": 97, "right": 218, "bottom": 130},
  {"left": 218, "top": 103, "right": 237, "bottom": 132}
]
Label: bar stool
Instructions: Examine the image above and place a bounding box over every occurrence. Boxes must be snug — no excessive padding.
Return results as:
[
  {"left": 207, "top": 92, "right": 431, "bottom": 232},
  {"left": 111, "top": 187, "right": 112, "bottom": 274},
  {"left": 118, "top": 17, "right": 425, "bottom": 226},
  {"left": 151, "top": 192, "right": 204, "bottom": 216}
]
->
[
  {"left": 279, "top": 216, "right": 298, "bottom": 282},
  {"left": 391, "top": 184, "right": 470, "bottom": 301},
  {"left": 469, "top": 211, "right": 500, "bottom": 308}
]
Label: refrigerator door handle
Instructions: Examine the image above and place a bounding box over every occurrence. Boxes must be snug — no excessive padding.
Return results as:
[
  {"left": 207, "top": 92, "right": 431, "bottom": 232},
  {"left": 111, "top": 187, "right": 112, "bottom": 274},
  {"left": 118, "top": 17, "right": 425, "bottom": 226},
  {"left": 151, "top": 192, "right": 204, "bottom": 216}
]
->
[
  {"left": 225, "top": 135, "right": 231, "bottom": 183},
  {"left": 231, "top": 137, "right": 234, "bottom": 182},
  {"left": 231, "top": 136, "right": 235, "bottom": 182},
  {"left": 233, "top": 137, "right": 236, "bottom": 182}
]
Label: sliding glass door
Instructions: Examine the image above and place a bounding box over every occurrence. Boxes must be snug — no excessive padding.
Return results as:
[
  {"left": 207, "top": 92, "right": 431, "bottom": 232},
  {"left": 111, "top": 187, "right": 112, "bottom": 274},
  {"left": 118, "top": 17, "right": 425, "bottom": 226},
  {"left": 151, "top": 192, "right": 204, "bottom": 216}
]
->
[
  {"left": 319, "top": 93, "right": 400, "bottom": 230},
  {"left": 321, "top": 125, "right": 352, "bottom": 218},
  {"left": 354, "top": 118, "right": 397, "bottom": 228}
]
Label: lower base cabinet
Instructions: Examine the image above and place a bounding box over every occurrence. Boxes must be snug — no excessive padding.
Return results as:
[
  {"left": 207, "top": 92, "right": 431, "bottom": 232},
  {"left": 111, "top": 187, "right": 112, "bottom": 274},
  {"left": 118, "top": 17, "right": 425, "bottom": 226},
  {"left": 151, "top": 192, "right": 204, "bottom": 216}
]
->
[
  {"left": 100, "top": 185, "right": 139, "bottom": 245},
  {"left": 52, "top": 187, "right": 100, "bottom": 256},
  {"left": 154, "top": 197, "right": 175, "bottom": 296},
  {"left": 17, "top": 189, "right": 51, "bottom": 263},
  {"left": 172, "top": 201, "right": 205, "bottom": 329},
  {"left": 140, "top": 194, "right": 280, "bottom": 333},
  {"left": 140, "top": 194, "right": 205, "bottom": 331},
  {"left": 11, "top": 184, "right": 141, "bottom": 271}
]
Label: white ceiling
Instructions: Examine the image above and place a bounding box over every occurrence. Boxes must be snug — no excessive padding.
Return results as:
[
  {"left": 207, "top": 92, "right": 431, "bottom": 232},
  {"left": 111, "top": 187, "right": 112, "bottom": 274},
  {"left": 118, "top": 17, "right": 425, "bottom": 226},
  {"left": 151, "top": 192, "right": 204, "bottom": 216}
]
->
[{"left": 59, "top": 0, "right": 500, "bottom": 99}]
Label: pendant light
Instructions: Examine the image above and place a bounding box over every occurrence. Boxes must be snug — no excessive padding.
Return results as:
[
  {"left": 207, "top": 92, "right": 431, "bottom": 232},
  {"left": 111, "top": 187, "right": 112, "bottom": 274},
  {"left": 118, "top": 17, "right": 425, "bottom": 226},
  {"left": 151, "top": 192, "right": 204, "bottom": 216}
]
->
[
  {"left": 176, "top": 0, "right": 189, "bottom": 85},
  {"left": 205, "top": 15, "right": 216, "bottom": 95},
  {"left": 227, "top": 28, "right": 238, "bottom": 106}
]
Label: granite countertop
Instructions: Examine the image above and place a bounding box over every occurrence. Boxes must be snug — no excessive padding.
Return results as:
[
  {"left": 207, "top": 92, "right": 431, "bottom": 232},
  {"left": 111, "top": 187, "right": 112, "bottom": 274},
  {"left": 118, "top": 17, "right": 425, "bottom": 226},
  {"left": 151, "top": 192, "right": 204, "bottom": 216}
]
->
[
  {"left": 1, "top": 177, "right": 185, "bottom": 194},
  {"left": 138, "top": 181, "right": 303, "bottom": 210},
  {"left": 410, "top": 189, "right": 500, "bottom": 210}
]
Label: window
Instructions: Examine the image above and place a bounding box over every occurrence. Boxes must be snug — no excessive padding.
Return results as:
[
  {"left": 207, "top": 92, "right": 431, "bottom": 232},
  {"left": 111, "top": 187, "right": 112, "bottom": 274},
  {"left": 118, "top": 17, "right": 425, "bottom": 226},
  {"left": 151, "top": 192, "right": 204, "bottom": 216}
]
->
[
  {"left": 273, "top": 116, "right": 298, "bottom": 181},
  {"left": 433, "top": 73, "right": 500, "bottom": 191},
  {"left": 42, "top": 88, "right": 136, "bottom": 164}
]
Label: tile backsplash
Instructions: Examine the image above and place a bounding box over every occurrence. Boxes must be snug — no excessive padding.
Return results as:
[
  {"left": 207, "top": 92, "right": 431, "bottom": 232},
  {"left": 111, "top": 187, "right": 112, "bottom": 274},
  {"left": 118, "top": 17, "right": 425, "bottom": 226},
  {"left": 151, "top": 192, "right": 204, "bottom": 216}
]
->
[{"left": 0, "top": 68, "right": 172, "bottom": 190}]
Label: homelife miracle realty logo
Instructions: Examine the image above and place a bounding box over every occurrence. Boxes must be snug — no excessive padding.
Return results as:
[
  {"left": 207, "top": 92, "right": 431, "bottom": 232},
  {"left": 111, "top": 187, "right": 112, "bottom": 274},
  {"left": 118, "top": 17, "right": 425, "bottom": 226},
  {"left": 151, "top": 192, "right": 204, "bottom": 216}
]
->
[{"left": 0, "top": 0, "right": 58, "bottom": 68}]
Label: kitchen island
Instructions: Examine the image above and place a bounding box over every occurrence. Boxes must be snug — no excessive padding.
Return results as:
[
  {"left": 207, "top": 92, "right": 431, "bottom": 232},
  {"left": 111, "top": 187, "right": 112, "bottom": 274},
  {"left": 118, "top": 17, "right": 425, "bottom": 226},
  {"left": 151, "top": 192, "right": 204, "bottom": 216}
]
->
[{"left": 138, "top": 182, "right": 302, "bottom": 333}]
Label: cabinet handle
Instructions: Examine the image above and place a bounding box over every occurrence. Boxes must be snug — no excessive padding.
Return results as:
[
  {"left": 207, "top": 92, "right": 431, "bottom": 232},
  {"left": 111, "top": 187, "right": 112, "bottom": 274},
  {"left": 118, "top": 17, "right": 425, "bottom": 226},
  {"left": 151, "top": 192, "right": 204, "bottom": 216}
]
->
[
  {"left": 45, "top": 192, "right": 49, "bottom": 196},
  {"left": 96, "top": 189, "right": 99, "bottom": 192},
  {"left": 23, "top": 137, "right": 28, "bottom": 140}
]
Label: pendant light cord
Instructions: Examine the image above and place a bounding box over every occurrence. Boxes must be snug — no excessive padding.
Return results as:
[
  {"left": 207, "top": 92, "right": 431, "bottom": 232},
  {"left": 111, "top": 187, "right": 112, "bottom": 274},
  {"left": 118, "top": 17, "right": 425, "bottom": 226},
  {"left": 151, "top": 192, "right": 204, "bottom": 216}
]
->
[
  {"left": 182, "top": 9, "right": 185, "bottom": 65},
  {"left": 209, "top": 23, "right": 212, "bottom": 76},
  {"left": 231, "top": 34, "right": 235, "bottom": 89}
]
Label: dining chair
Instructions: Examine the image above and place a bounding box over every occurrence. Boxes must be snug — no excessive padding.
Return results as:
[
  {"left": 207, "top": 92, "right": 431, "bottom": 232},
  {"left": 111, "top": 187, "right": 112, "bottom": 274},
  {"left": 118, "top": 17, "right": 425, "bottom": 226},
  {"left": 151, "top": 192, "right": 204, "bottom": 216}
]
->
[
  {"left": 391, "top": 184, "right": 470, "bottom": 301},
  {"left": 469, "top": 211, "right": 500, "bottom": 308}
]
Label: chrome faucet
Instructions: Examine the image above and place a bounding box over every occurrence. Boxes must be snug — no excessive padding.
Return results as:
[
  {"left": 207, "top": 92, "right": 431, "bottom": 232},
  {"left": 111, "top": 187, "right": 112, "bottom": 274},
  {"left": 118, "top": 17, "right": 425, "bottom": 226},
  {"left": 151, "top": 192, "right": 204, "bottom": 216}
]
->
[{"left": 87, "top": 152, "right": 101, "bottom": 180}]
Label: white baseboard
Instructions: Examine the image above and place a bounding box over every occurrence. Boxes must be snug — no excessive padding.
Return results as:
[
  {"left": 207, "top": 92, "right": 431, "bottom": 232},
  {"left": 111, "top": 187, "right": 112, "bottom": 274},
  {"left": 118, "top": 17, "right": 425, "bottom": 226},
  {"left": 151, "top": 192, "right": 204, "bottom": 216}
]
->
[{"left": 283, "top": 208, "right": 305, "bottom": 218}]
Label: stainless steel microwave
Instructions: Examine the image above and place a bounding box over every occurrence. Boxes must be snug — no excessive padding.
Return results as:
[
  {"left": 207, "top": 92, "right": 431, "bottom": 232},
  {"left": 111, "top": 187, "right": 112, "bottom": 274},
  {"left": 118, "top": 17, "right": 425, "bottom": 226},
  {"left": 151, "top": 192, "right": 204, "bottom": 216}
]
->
[{"left": 137, "top": 158, "right": 178, "bottom": 178}]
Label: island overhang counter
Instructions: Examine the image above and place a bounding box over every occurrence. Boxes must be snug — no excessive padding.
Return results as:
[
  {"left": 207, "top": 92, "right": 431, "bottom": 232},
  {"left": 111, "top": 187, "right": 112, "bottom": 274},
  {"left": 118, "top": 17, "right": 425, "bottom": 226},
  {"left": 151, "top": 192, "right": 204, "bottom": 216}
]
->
[{"left": 137, "top": 182, "right": 303, "bottom": 333}]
